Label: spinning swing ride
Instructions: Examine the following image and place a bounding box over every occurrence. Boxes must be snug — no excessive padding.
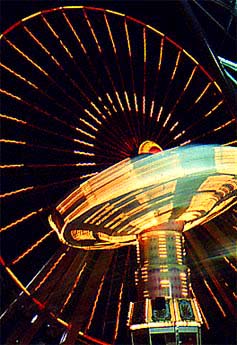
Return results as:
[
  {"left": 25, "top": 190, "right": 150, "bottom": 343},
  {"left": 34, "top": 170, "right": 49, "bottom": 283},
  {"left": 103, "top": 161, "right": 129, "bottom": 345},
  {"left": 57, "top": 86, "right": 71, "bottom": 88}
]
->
[{"left": 1, "top": 3, "right": 236, "bottom": 345}]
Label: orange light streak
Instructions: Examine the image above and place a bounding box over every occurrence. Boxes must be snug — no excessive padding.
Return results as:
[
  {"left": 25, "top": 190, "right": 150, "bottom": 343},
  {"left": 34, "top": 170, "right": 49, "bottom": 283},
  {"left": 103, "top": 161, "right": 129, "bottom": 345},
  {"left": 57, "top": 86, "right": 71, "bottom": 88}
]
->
[
  {"left": 0, "top": 63, "right": 38, "bottom": 89},
  {"left": 190, "top": 286, "right": 209, "bottom": 329},
  {"left": 204, "top": 100, "right": 224, "bottom": 117},
  {"left": 76, "top": 127, "right": 96, "bottom": 139},
  {"left": 113, "top": 282, "right": 124, "bottom": 344},
  {"left": 41, "top": 15, "right": 73, "bottom": 59},
  {"left": 22, "top": 25, "right": 61, "bottom": 68},
  {"left": 124, "top": 18, "right": 131, "bottom": 58},
  {"left": 224, "top": 256, "right": 237, "bottom": 273},
  {"left": 84, "top": 108, "right": 102, "bottom": 125},
  {"left": 203, "top": 279, "right": 226, "bottom": 317},
  {"left": 62, "top": 11, "right": 87, "bottom": 55},
  {"left": 85, "top": 275, "right": 105, "bottom": 332},
  {"left": 213, "top": 119, "right": 234, "bottom": 132},
  {"left": 0, "top": 114, "right": 26, "bottom": 125},
  {"left": 1, "top": 88, "right": 21, "bottom": 101},
  {"left": 80, "top": 118, "right": 99, "bottom": 132},
  {"left": 104, "top": 13, "right": 116, "bottom": 54},
  {"left": 194, "top": 82, "right": 211, "bottom": 104},
  {"left": 157, "top": 106, "right": 163, "bottom": 122},
  {"left": 4, "top": 37, "right": 49, "bottom": 76},
  {"left": 163, "top": 113, "right": 171, "bottom": 128},
  {"left": 169, "top": 121, "right": 179, "bottom": 132},
  {"left": 1, "top": 88, "right": 79, "bottom": 133},
  {"left": 83, "top": 9, "right": 102, "bottom": 53},
  {"left": 183, "top": 66, "right": 198, "bottom": 92},
  {"left": 0, "top": 186, "right": 34, "bottom": 199},
  {"left": 158, "top": 37, "right": 164, "bottom": 71},
  {"left": 60, "top": 262, "right": 87, "bottom": 313},
  {"left": 34, "top": 251, "right": 68, "bottom": 292},
  {"left": 0, "top": 208, "right": 43, "bottom": 233},
  {"left": 11, "top": 230, "right": 55, "bottom": 265},
  {"left": 171, "top": 50, "right": 181, "bottom": 80},
  {"left": 5, "top": 266, "right": 31, "bottom": 297}
]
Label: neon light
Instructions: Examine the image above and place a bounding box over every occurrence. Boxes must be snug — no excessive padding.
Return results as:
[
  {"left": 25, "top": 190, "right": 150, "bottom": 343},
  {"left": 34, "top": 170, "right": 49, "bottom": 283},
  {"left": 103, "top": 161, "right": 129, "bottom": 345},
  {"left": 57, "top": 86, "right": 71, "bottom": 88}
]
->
[
  {"left": 0, "top": 186, "right": 34, "bottom": 199},
  {"left": 1, "top": 208, "right": 43, "bottom": 233},
  {"left": 34, "top": 251, "right": 68, "bottom": 292},
  {"left": 60, "top": 262, "right": 87, "bottom": 312},
  {"left": 4, "top": 38, "right": 49, "bottom": 76},
  {"left": 11, "top": 230, "right": 54, "bottom": 265}
]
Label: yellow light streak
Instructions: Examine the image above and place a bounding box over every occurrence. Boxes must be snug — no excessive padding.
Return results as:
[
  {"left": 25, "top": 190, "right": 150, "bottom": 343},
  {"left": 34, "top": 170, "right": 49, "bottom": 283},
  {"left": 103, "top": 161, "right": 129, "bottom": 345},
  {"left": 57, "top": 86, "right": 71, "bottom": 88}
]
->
[
  {"left": 149, "top": 100, "right": 155, "bottom": 118},
  {"left": 11, "top": 230, "right": 55, "bottom": 265},
  {"left": 0, "top": 164, "right": 24, "bottom": 169},
  {"left": 157, "top": 106, "right": 163, "bottom": 122},
  {"left": 106, "top": 9, "right": 125, "bottom": 17},
  {"left": 182, "top": 49, "right": 198, "bottom": 64},
  {"left": 75, "top": 127, "right": 96, "bottom": 139},
  {"left": 134, "top": 93, "right": 138, "bottom": 112},
  {"left": 0, "top": 208, "right": 43, "bottom": 233},
  {"left": 84, "top": 108, "right": 102, "bottom": 124},
  {"left": 146, "top": 24, "right": 164, "bottom": 37},
  {"left": 124, "top": 91, "right": 131, "bottom": 111},
  {"left": 0, "top": 139, "right": 26, "bottom": 145},
  {"left": 169, "top": 121, "right": 179, "bottom": 132},
  {"left": 5, "top": 267, "right": 31, "bottom": 297},
  {"left": 73, "top": 138, "right": 94, "bottom": 147},
  {"left": 173, "top": 130, "right": 186, "bottom": 141},
  {"left": 163, "top": 113, "right": 171, "bottom": 128},
  {"left": 80, "top": 118, "right": 99, "bottom": 132},
  {"left": 115, "top": 91, "right": 124, "bottom": 112},
  {"left": 74, "top": 150, "right": 95, "bottom": 156}
]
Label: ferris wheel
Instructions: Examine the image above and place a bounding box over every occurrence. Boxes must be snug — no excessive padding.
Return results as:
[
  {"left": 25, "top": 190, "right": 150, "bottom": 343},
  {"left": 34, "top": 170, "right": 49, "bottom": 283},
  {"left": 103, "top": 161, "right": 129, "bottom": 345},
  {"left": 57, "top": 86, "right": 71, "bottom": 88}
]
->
[{"left": 1, "top": 5, "right": 237, "bottom": 345}]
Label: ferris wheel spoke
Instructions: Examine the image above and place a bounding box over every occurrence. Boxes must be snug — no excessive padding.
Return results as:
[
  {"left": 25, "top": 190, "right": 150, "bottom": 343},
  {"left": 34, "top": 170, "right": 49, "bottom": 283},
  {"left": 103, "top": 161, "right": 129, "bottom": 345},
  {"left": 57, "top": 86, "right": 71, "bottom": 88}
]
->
[
  {"left": 0, "top": 208, "right": 45, "bottom": 233},
  {"left": 0, "top": 88, "right": 80, "bottom": 133},
  {"left": 224, "top": 257, "right": 237, "bottom": 273},
  {"left": 39, "top": 15, "right": 114, "bottom": 120},
  {"left": 189, "top": 285, "right": 210, "bottom": 330},
  {"left": 10, "top": 230, "right": 55, "bottom": 266},
  {"left": 103, "top": 13, "right": 140, "bottom": 144},
  {"left": 0, "top": 62, "right": 81, "bottom": 119},
  {"left": 61, "top": 10, "right": 120, "bottom": 118}
]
